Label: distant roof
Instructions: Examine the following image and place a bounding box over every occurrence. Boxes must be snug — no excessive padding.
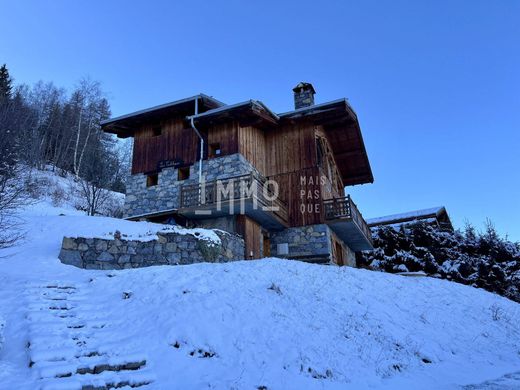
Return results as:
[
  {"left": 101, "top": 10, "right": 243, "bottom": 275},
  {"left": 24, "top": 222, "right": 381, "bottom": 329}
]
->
[{"left": 367, "top": 206, "right": 453, "bottom": 230}]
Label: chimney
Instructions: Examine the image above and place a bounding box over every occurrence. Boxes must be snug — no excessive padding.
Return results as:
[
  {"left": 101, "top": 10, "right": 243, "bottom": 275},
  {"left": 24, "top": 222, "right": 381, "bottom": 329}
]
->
[{"left": 293, "top": 82, "right": 316, "bottom": 109}]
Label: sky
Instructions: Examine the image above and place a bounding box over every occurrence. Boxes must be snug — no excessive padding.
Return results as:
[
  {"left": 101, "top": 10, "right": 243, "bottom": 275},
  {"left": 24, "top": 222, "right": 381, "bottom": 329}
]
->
[{"left": 1, "top": 0, "right": 519, "bottom": 240}]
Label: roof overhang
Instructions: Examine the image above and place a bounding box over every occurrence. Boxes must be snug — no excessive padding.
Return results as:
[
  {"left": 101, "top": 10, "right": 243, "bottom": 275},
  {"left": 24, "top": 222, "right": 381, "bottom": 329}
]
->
[
  {"left": 187, "top": 100, "right": 279, "bottom": 128},
  {"left": 101, "top": 94, "right": 224, "bottom": 138},
  {"left": 279, "top": 99, "right": 374, "bottom": 186}
]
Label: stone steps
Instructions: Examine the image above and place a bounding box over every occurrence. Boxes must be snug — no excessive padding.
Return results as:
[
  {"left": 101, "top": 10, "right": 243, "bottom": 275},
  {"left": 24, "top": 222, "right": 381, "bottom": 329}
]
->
[{"left": 26, "top": 281, "right": 154, "bottom": 389}]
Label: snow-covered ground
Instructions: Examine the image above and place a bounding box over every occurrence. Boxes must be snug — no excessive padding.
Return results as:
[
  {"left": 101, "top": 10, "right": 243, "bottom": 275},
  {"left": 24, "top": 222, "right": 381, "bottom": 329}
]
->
[
  {"left": 18, "top": 165, "right": 124, "bottom": 218},
  {"left": 1, "top": 179, "right": 520, "bottom": 388}
]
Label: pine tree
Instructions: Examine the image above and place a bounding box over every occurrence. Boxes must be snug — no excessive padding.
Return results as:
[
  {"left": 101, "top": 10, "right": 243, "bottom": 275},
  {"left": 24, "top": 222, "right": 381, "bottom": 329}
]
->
[{"left": 0, "top": 64, "right": 13, "bottom": 103}]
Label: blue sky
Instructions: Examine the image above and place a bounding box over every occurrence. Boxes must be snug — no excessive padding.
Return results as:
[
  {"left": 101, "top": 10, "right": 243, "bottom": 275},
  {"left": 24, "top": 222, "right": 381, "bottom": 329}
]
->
[{"left": 1, "top": 0, "right": 519, "bottom": 239}]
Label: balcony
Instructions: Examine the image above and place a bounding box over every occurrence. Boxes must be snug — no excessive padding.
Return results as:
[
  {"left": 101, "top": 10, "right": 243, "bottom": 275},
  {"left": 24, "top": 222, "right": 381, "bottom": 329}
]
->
[
  {"left": 179, "top": 173, "right": 288, "bottom": 230},
  {"left": 323, "top": 196, "right": 373, "bottom": 251}
]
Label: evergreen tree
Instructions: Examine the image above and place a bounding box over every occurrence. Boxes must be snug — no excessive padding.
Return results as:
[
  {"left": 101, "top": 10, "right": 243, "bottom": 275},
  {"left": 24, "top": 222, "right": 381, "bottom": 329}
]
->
[{"left": 0, "top": 64, "right": 13, "bottom": 103}]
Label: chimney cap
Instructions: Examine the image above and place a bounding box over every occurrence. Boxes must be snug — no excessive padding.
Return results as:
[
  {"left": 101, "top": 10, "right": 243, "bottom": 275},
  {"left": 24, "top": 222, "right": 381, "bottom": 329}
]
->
[{"left": 292, "top": 82, "right": 316, "bottom": 94}]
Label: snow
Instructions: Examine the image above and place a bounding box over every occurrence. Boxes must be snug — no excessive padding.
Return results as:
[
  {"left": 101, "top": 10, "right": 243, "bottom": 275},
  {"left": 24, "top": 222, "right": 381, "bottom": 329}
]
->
[
  {"left": 1, "top": 174, "right": 520, "bottom": 388},
  {"left": 367, "top": 207, "right": 445, "bottom": 226},
  {"left": 17, "top": 165, "right": 124, "bottom": 218},
  {"left": 0, "top": 315, "right": 4, "bottom": 353},
  {"left": 78, "top": 224, "right": 222, "bottom": 245}
]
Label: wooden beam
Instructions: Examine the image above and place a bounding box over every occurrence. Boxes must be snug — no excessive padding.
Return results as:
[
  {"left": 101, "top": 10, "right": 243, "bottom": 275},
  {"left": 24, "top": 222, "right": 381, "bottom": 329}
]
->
[{"left": 334, "top": 150, "right": 362, "bottom": 159}]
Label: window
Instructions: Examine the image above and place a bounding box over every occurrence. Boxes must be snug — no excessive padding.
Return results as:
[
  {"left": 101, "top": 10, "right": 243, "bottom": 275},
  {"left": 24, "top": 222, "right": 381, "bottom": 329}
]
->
[
  {"left": 146, "top": 173, "right": 158, "bottom": 187},
  {"left": 209, "top": 143, "right": 222, "bottom": 158},
  {"left": 152, "top": 125, "right": 162, "bottom": 137},
  {"left": 178, "top": 167, "right": 189, "bottom": 181},
  {"left": 316, "top": 137, "right": 325, "bottom": 167}
]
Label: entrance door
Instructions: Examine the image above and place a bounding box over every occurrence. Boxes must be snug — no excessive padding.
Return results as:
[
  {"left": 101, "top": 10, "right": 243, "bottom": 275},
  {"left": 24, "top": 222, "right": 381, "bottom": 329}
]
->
[
  {"left": 335, "top": 241, "right": 344, "bottom": 266},
  {"left": 263, "top": 233, "right": 271, "bottom": 258}
]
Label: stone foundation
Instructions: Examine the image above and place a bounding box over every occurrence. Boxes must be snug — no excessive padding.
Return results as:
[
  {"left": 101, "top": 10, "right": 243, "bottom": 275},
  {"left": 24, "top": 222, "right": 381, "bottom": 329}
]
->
[
  {"left": 269, "top": 224, "right": 356, "bottom": 266},
  {"left": 270, "top": 224, "right": 332, "bottom": 262},
  {"left": 58, "top": 230, "right": 244, "bottom": 270}
]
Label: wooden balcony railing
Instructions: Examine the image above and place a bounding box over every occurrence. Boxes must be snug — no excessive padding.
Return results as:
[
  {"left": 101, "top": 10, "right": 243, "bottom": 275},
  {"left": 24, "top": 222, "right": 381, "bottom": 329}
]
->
[
  {"left": 323, "top": 195, "right": 373, "bottom": 245},
  {"left": 180, "top": 173, "right": 288, "bottom": 223}
]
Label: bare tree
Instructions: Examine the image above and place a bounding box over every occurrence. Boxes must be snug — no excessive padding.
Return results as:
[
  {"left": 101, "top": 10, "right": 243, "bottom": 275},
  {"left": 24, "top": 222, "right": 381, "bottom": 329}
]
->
[
  {"left": 0, "top": 165, "right": 28, "bottom": 249},
  {"left": 77, "top": 177, "right": 112, "bottom": 216},
  {"left": 75, "top": 145, "right": 113, "bottom": 216},
  {"left": 72, "top": 79, "right": 110, "bottom": 177}
]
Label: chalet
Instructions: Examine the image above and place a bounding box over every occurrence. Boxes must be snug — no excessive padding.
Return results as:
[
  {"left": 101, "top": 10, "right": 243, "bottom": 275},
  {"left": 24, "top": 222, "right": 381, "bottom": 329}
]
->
[
  {"left": 101, "top": 83, "right": 374, "bottom": 266},
  {"left": 367, "top": 206, "right": 454, "bottom": 231}
]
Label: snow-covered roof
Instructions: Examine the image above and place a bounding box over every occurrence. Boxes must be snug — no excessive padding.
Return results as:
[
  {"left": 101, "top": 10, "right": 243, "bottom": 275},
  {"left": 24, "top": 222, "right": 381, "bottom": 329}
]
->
[
  {"left": 367, "top": 206, "right": 450, "bottom": 227},
  {"left": 101, "top": 94, "right": 225, "bottom": 126}
]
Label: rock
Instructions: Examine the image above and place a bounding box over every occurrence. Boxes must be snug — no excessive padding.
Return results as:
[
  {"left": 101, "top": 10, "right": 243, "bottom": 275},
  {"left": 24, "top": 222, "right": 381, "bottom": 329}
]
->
[
  {"left": 97, "top": 252, "right": 114, "bottom": 262},
  {"left": 95, "top": 240, "right": 108, "bottom": 251},
  {"left": 165, "top": 242, "right": 177, "bottom": 252},
  {"left": 167, "top": 252, "right": 181, "bottom": 264},
  {"left": 108, "top": 245, "right": 120, "bottom": 254},
  {"left": 118, "top": 254, "right": 131, "bottom": 264},
  {"left": 78, "top": 243, "right": 89, "bottom": 251},
  {"left": 62, "top": 237, "right": 77, "bottom": 250},
  {"left": 59, "top": 249, "right": 82, "bottom": 267}
]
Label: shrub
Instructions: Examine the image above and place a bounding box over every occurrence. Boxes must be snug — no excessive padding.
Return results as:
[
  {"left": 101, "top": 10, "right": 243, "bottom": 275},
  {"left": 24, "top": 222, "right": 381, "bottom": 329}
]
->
[{"left": 358, "top": 222, "right": 520, "bottom": 303}]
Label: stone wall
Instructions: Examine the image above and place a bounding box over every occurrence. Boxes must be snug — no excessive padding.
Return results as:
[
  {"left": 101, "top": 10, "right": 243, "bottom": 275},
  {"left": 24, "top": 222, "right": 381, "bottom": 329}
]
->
[
  {"left": 59, "top": 230, "right": 244, "bottom": 270},
  {"left": 270, "top": 224, "right": 333, "bottom": 263},
  {"left": 124, "top": 153, "right": 258, "bottom": 218},
  {"left": 269, "top": 224, "right": 357, "bottom": 266}
]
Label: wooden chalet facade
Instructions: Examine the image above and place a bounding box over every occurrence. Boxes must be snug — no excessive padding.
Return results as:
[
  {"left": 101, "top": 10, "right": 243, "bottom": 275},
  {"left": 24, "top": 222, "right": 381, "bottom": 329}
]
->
[{"left": 102, "top": 83, "right": 374, "bottom": 266}]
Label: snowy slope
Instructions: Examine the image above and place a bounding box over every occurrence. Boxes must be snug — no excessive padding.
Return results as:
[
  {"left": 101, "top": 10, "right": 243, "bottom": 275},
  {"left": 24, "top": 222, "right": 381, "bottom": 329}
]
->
[
  {"left": 19, "top": 165, "right": 124, "bottom": 217},
  {"left": 1, "top": 203, "right": 520, "bottom": 389}
]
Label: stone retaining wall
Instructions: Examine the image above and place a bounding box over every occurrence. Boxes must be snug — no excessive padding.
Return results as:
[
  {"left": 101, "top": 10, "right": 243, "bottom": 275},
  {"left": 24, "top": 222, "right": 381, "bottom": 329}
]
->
[{"left": 59, "top": 230, "right": 244, "bottom": 270}]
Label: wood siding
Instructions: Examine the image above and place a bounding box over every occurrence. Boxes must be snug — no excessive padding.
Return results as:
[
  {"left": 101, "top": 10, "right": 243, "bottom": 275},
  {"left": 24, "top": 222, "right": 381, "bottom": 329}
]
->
[
  {"left": 236, "top": 215, "right": 262, "bottom": 259},
  {"left": 270, "top": 167, "right": 324, "bottom": 227},
  {"left": 132, "top": 117, "right": 199, "bottom": 174},
  {"left": 238, "top": 125, "right": 266, "bottom": 175},
  {"left": 132, "top": 119, "right": 242, "bottom": 174},
  {"left": 264, "top": 121, "right": 317, "bottom": 177},
  {"left": 207, "top": 122, "right": 239, "bottom": 158}
]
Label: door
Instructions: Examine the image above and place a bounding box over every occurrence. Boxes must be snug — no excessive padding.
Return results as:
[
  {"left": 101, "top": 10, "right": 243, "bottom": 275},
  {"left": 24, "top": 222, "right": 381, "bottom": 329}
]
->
[
  {"left": 334, "top": 241, "right": 344, "bottom": 266},
  {"left": 263, "top": 232, "right": 271, "bottom": 258}
]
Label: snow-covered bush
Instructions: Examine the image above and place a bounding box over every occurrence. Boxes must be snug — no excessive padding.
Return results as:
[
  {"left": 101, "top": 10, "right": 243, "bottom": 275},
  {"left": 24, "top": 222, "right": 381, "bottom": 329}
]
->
[{"left": 357, "top": 222, "right": 520, "bottom": 303}]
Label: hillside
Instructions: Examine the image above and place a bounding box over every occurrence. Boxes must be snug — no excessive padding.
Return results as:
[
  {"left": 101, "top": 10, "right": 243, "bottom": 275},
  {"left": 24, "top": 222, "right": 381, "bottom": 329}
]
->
[
  {"left": 0, "top": 171, "right": 520, "bottom": 389},
  {"left": 17, "top": 165, "right": 124, "bottom": 218}
]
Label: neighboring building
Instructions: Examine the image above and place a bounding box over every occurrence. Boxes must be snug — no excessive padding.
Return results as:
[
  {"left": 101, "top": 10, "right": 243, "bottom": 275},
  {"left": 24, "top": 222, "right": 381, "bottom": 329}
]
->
[
  {"left": 101, "top": 83, "right": 374, "bottom": 266},
  {"left": 367, "top": 206, "right": 453, "bottom": 231}
]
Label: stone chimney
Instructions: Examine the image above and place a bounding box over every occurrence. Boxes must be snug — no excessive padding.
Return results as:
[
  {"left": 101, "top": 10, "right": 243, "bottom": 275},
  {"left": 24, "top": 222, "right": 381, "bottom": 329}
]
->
[{"left": 293, "top": 82, "right": 316, "bottom": 109}]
